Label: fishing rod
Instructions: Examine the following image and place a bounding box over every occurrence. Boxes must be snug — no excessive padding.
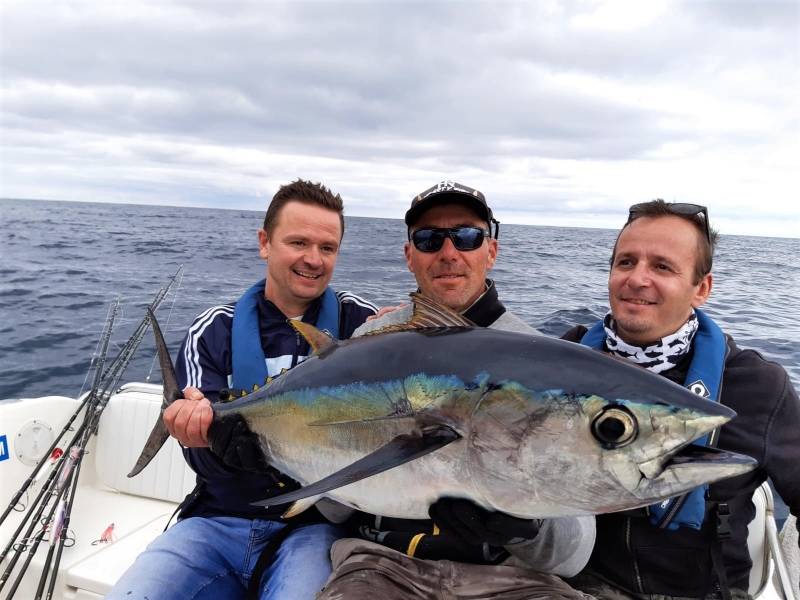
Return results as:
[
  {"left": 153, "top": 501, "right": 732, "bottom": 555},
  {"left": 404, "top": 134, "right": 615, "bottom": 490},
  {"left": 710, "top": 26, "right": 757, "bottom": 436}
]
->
[
  {"left": 0, "top": 267, "right": 184, "bottom": 598},
  {"left": 1, "top": 448, "right": 78, "bottom": 599},
  {"left": 77, "top": 300, "right": 119, "bottom": 402},
  {"left": 0, "top": 299, "right": 119, "bottom": 528},
  {"left": 0, "top": 413, "right": 93, "bottom": 567},
  {"left": 0, "top": 368, "right": 114, "bottom": 594},
  {"left": 37, "top": 440, "right": 89, "bottom": 600},
  {"left": 0, "top": 443, "right": 76, "bottom": 594},
  {"left": 0, "top": 307, "right": 150, "bottom": 575},
  {"left": 42, "top": 442, "right": 86, "bottom": 600}
]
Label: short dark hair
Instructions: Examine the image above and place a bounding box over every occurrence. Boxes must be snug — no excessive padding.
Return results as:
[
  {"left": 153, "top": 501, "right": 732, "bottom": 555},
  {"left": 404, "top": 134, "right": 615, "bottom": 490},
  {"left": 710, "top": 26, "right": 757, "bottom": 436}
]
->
[
  {"left": 610, "top": 199, "right": 718, "bottom": 284},
  {"left": 263, "top": 179, "right": 345, "bottom": 238}
]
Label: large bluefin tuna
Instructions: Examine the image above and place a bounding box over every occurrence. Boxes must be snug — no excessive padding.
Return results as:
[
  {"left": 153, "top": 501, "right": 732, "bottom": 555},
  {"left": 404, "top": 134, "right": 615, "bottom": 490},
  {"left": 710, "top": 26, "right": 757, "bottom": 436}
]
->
[{"left": 130, "top": 295, "right": 756, "bottom": 519}]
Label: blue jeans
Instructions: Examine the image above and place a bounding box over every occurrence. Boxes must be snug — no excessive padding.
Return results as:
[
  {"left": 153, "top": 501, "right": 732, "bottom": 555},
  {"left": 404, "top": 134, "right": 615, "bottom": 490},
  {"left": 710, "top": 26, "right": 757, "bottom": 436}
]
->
[{"left": 106, "top": 516, "right": 342, "bottom": 600}]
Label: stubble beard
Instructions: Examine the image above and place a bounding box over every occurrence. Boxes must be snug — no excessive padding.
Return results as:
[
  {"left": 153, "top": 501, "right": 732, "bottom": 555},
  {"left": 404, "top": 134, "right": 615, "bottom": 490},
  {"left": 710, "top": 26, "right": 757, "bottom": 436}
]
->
[{"left": 614, "top": 314, "right": 653, "bottom": 343}]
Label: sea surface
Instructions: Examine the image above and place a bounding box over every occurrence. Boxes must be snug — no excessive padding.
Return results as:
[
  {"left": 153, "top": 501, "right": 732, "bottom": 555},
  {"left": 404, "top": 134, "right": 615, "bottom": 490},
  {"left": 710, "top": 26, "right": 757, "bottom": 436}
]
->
[
  {"left": 2, "top": 198, "right": 798, "bottom": 521},
  {"left": 1, "top": 198, "right": 798, "bottom": 401}
]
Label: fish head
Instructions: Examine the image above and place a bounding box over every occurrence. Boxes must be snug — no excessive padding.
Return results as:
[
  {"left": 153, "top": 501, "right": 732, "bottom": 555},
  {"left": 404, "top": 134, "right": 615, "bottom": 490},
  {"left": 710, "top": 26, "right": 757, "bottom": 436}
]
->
[
  {"left": 466, "top": 380, "right": 756, "bottom": 518},
  {"left": 571, "top": 395, "right": 756, "bottom": 509}
]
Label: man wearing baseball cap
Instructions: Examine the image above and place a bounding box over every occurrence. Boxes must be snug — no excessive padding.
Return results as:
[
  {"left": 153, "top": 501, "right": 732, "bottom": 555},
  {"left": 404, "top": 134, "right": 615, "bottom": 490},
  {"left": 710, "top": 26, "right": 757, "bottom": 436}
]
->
[{"left": 317, "top": 181, "right": 595, "bottom": 599}]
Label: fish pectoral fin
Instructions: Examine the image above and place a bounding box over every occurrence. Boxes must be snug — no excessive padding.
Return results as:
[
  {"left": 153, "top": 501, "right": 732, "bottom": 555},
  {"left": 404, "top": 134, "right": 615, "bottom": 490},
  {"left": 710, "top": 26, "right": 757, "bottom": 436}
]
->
[
  {"left": 251, "top": 426, "right": 461, "bottom": 508},
  {"left": 128, "top": 308, "right": 181, "bottom": 478},
  {"left": 290, "top": 320, "right": 338, "bottom": 355},
  {"left": 363, "top": 292, "right": 474, "bottom": 336}
]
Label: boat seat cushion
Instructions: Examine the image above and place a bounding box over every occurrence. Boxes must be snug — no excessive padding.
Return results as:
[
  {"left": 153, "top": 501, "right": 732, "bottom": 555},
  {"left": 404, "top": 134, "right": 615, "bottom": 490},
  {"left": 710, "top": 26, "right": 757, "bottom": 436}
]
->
[
  {"left": 747, "top": 483, "right": 769, "bottom": 595},
  {"left": 95, "top": 384, "right": 196, "bottom": 503}
]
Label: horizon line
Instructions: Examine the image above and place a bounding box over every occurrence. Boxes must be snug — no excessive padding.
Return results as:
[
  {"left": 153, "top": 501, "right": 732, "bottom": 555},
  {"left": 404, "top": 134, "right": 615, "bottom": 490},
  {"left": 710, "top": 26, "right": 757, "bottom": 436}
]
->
[{"left": 2, "top": 196, "right": 798, "bottom": 241}]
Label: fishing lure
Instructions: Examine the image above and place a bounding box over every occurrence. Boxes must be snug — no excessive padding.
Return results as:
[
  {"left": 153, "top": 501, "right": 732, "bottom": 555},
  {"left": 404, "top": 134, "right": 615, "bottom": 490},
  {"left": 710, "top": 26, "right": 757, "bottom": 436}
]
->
[{"left": 91, "top": 522, "right": 115, "bottom": 545}]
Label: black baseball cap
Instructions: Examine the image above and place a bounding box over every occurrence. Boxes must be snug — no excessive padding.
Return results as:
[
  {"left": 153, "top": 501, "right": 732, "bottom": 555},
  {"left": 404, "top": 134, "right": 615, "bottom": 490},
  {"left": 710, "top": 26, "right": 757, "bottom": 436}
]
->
[{"left": 405, "top": 180, "right": 494, "bottom": 229}]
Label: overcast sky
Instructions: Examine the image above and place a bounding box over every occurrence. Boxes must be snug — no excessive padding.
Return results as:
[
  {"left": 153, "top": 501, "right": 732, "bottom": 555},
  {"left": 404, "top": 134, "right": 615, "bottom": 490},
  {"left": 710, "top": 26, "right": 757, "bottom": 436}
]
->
[{"left": 1, "top": 0, "right": 798, "bottom": 237}]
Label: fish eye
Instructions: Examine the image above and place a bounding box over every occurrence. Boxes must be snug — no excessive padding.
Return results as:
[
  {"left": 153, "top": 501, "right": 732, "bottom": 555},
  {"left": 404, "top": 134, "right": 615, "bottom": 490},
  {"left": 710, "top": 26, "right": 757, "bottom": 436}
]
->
[{"left": 591, "top": 405, "right": 638, "bottom": 449}]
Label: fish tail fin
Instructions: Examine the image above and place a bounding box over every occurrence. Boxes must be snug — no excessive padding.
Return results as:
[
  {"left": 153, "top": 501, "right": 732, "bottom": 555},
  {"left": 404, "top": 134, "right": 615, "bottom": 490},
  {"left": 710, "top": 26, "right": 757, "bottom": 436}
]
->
[
  {"left": 127, "top": 421, "right": 171, "bottom": 477},
  {"left": 128, "top": 307, "right": 182, "bottom": 477},
  {"left": 149, "top": 307, "right": 182, "bottom": 404}
]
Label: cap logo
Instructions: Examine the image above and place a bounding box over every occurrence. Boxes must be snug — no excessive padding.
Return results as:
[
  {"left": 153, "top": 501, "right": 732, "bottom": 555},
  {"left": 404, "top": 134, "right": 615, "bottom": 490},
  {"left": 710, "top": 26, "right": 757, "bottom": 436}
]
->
[
  {"left": 409, "top": 180, "right": 490, "bottom": 225},
  {"left": 434, "top": 180, "right": 457, "bottom": 193},
  {"left": 419, "top": 180, "right": 478, "bottom": 202}
]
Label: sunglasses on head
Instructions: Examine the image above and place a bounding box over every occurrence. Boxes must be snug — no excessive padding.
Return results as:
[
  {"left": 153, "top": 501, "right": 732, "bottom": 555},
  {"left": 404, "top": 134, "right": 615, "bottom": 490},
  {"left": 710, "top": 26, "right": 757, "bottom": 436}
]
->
[
  {"left": 628, "top": 202, "right": 711, "bottom": 243},
  {"left": 410, "top": 226, "right": 491, "bottom": 253}
]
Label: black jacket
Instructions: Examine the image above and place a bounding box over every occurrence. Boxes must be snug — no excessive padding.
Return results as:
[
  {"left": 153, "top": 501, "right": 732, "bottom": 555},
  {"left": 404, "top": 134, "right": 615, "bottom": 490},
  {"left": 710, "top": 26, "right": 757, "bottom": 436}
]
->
[{"left": 563, "top": 325, "right": 800, "bottom": 597}]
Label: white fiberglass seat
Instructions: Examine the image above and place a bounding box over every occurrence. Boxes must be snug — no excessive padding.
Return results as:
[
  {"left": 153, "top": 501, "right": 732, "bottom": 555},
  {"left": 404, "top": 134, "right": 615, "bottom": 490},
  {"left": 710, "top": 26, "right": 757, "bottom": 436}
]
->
[{"left": 94, "top": 382, "right": 195, "bottom": 503}]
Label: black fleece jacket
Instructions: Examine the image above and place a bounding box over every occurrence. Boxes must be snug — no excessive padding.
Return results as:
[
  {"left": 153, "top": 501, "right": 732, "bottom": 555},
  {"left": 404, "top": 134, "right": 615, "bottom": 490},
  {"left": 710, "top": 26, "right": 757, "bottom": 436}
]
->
[{"left": 563, "top": 325, "right": 800, "bottom": 597}]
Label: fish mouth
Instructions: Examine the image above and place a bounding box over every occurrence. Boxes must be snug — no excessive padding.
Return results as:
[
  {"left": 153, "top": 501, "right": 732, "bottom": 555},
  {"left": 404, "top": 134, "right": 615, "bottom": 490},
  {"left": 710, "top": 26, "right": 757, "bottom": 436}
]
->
[{"left": 635, "top": 444, "right": 757, "bottom": 498}]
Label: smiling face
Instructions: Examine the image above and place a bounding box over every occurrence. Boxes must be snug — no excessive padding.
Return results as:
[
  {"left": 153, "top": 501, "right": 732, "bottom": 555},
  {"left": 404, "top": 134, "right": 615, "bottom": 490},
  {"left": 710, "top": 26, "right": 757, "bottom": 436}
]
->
[
  {"left": 609, "top": 215, "right": 712, "bottom": 345},
  {"left": 259, "top": 200, "right": 342, "bottom": 316},
  {"left": 404, "top": 203, "right": 497, "bottom": 312}
]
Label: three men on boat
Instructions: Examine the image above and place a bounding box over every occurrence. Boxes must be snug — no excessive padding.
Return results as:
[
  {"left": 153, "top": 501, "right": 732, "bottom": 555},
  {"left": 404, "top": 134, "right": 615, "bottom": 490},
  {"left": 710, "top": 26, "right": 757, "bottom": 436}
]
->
[{"left": 113, "top": 181, "right": 799, "bottom": 600}]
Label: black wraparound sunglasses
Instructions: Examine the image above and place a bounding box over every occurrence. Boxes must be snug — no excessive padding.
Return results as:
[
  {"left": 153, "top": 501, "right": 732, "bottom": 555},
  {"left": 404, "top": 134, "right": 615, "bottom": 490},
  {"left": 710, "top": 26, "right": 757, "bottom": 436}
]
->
[
  {"left": 628, "top": 202, "right": 711, "bottom": 243},
  {"left": 410, "top": 226, "right": 491, "bottom": 253}
]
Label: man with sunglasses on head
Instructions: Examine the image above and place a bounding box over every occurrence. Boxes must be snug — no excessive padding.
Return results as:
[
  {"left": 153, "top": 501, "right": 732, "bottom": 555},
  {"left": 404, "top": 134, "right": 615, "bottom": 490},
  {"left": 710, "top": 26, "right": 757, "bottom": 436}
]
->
[
  {"left": 563, "top": 200, "right": 800, "bottom": 600},
  {"left": 317, "top": 181, "right": 596, "bottom": 600}
]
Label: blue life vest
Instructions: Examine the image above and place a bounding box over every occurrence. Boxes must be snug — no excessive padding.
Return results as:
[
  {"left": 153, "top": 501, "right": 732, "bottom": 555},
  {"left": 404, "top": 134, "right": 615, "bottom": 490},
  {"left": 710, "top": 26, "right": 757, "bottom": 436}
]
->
[
  {"left": 580, "top": 309, "right": 727, "bottom": 530},
  {"left": 230, "top": 279, "right": 340, "bottom": 391}
]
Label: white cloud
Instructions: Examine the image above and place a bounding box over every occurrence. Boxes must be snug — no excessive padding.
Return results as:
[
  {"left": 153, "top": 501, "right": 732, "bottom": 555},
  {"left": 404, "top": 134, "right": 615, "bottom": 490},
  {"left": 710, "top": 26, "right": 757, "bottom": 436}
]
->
[{"left": 1, "top": 0, "right": 798, "bottom": 237}]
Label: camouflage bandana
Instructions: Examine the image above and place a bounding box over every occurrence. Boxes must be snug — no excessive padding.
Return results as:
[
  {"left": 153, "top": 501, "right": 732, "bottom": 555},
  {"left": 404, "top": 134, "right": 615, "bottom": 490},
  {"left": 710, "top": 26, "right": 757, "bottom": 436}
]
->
[{"left": 603, "top": 310, "right": 699, "bottom": 374}]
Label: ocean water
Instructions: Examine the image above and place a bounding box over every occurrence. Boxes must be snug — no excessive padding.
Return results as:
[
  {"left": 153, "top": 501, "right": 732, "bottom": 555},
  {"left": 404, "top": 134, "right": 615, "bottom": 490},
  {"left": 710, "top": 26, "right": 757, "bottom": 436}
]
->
[
  {"left": 1, "top": 198, "right": 798, "bottom": 401},
  {"left": 2, "top": 198, "right": 797, "bottom": 521}
]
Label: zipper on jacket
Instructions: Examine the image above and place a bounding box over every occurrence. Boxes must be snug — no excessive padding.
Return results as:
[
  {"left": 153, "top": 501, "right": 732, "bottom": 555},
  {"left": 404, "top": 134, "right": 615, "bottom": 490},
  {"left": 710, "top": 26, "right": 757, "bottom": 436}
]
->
[
  {"left": 657, "top": 493, "right": 689, "bottom": 529},
  {"left": 626, "top": 516, "right": 645, "bottom": 593}
]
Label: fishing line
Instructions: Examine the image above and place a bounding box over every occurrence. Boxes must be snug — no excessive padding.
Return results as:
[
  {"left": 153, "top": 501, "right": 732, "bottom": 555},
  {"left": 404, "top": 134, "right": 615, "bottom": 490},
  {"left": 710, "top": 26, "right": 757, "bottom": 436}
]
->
[
  {"left": 78, "top": 300, "right": 117, "bottom": 399},
  {"left": 147, "top": 265, "right": 184, "bottom": 383}
]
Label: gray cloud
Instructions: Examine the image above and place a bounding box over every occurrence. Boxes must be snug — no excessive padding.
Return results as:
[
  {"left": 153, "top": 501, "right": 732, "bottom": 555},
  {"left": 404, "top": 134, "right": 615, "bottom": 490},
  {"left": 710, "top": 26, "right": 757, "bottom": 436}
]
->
[{"left": 1, "top": 0, "right": 798, "bottom": 236}]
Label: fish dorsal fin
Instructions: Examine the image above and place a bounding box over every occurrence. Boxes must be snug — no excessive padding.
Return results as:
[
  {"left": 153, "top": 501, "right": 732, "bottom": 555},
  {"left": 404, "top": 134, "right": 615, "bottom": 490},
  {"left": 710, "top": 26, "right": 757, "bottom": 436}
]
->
[
  {"left": 365, "top": 292, "right": 475, "bottom": 336},
  {"left": 290, "top": 319, "right": 338, "bottom": 354},
  {"left": 409, "top": 292, "right": 475, "bottom": 327}
]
